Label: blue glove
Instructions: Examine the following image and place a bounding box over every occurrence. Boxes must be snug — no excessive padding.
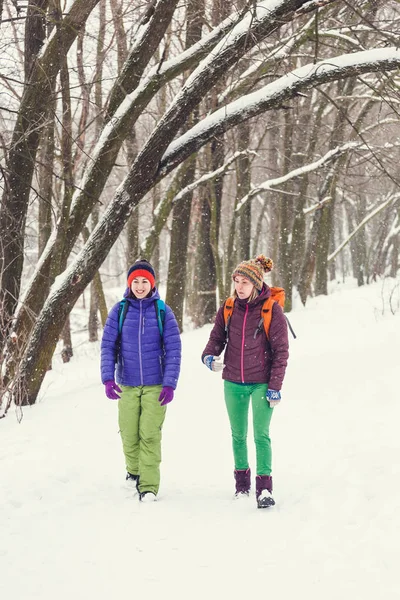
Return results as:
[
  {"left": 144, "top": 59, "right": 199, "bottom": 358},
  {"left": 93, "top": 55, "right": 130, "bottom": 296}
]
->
[
  {"left": 266, "top": 389, "right": 281, "bottom": 401},
  {"left": 203, "top": 355, "right": 223, "bottom": 372}
]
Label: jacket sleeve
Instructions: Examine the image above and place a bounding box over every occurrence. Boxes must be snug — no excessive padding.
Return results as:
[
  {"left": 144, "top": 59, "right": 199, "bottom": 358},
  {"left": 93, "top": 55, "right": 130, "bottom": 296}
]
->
[
  {"left": 100, "top": 303, "right": 120, "bottom": 384},
  {"left": 201, "top": 306, "right": 226, "bottom": 361},
  {"left": 162, "top": 306, "right": 182, "bottom": 389},
  {"left": 268, "top": 302, "right": 289, "bottom": 391}
]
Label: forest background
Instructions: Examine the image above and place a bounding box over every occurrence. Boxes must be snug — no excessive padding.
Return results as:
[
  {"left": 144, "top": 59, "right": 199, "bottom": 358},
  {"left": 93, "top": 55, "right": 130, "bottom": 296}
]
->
[{"left": 0, "top": 0, "right": 399, "bottom": 412}]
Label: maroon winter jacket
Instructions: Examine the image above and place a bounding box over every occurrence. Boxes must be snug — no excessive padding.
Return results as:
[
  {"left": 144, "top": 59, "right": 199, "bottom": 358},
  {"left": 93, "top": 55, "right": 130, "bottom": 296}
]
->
[{"left": 202, "top": 285, "right": 289, "bottom": 390}]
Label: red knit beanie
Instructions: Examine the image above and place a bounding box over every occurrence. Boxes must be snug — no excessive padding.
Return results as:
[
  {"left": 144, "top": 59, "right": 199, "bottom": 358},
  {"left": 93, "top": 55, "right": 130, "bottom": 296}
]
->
[{"left": 127, "top": 259, "right": 156, "bottom": 289}]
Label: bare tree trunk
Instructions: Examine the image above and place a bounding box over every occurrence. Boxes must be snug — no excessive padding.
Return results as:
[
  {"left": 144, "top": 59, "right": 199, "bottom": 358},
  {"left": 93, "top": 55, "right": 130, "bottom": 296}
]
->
[
  {"left": 278, "top": 110, "right": 294, "bottom": 310},
  {"left": 24, "top": 0, "right": 48, "bottom": 80},
  {"left": 189, "top": 0, "right": 229, "bottom": 319},
  {"left": 236, "top": 122, "right": 251, "bottom": 260},
  {"left": 166, "top": 156, "right": 197, "bottom": 330},
  {"left": 93, "top": 271, "right": 108, "bottom": 327},
  {"left": 110, "top": 0, "right": 128, "bottom": 70},
  {"left": 87, "top": 0, "right": 106, "bottom": 342},
  {"left": 315, "top": 197, "right": 334, "bottom": 296},
  {"left": 61, "top": 317, "right": 73, "bottom": 363},
  {"left": 37, "top": 106, "right": 55, "bottom": 257},
  {"left": 346, "top": 199, "right": 367, "bottom": 286},
  {"left": 150, "top": 186, "right": 160, "bottom": 274},
  {"left": 372, "top": 205, "right": 395, "bottom": 279},
  {"left": 125, "top": 137, "right": 139, "bottom": 265},
  {"left": 290, "top": 97, "right": 327, "bottom": 291},
  {"left": 298, "top": 171, "right": 335, "bottom": 305},
  {"left": 191, "top": 175, "right": 217, "bottom": 325},
  {"left": 166, "top": 0, "right": 204, "bottom": 329},
  {"left": 266, "top": 122, "right": 281, "bottom": 287},
  {"left": 88, "top": 205, "right": 101, "bottom": 341}
]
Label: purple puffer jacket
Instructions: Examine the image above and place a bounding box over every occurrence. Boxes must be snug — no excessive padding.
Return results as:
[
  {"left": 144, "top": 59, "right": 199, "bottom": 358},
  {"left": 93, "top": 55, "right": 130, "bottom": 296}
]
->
[
  {"left": 202, "top": 285, "right": 289, "bottom": 390},
  {"left": 101, "top": 288, "right": 181, "bottom": 389}
]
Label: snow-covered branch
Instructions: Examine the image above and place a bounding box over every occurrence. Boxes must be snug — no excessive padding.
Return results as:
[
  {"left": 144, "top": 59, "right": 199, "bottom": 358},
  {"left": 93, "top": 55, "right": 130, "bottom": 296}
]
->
[
  {"left": 160, "top": 47, "right": 400, "bottom": 176},
  {"left": 295, "top": 0, "right": 337, "bottom": 16},
  {"left": 328, "top": 193, "right": 400, "bottom": 263},
  {"left": 303, "top": 195, "right": 332, "bottom": 215},
  {"left": 235, "top": 142, "right": 365, "bottom": 212},
  {"left": 171, "top": 150, "right": 257, "bottom": 206},
  {"left": 219, "top": 16, "right": 315, "bottom": 104}
]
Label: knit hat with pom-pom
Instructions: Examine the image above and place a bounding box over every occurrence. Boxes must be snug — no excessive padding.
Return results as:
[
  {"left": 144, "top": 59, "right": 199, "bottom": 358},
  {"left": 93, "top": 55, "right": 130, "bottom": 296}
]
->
[
  {"left": 127, "top": 259, "right": 156, "bottom": 289},
  {"left": 232, "top": 254, "right": 273, "bottom": 291}
]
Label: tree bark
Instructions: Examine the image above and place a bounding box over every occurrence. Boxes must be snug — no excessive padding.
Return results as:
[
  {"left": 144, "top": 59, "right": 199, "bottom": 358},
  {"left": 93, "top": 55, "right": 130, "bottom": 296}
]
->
[
  {"left": 0, "top": 0, "right": 101, "bottom": 350},
  {"left": 298, "top": 170, "right": 335, "bottom": 305},
  {"left": 37, "top": 104, "right": 55, "bottom": 257},
  {"left": 165, "top": 0, "right": 204, "bottom": 329},
  {"left": 278, "top": 110, "right": 295, "bottom": 311},
  {"left": 24, "top": 0, "right": 48, "bottom": 80},
  {"left": 236, "top": 122, "right": 251, "bottom": 260}
]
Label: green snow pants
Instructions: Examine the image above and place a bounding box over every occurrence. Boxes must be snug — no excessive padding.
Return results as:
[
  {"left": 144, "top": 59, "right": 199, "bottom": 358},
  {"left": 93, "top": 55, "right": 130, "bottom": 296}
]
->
[
  {"left": 118, "top": 384, "right": 166, "bottom": 495},
  {"left": 224, "top": 381, "right": 274, "bottom": 476}
]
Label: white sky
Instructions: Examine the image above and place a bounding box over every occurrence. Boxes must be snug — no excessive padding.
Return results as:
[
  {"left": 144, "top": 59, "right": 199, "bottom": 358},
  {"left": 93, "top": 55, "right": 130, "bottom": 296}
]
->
[{"left": 1, "top": 277, "right": 399, "bottom": 599}]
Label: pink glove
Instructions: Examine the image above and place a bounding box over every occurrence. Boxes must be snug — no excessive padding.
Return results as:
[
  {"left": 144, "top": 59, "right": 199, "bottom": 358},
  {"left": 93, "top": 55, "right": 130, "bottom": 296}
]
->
[
  {"left": 104, "top": 380, "right": 122, "bottom": 400},
  {"left": 158, "top": 386, "right": 174, "bottom": 406}
]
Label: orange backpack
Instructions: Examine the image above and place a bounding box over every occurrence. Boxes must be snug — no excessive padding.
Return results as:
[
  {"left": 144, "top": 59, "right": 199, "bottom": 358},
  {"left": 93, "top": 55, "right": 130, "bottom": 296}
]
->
[{"left": 223, "top": 287, "right": 290, "bottom": 341}]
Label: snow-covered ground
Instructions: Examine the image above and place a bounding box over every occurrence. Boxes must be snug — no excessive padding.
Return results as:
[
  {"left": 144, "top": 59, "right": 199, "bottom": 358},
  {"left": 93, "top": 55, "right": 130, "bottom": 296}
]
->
[{"left": 1, "top": 278, "right": 399, "bottom": 599}]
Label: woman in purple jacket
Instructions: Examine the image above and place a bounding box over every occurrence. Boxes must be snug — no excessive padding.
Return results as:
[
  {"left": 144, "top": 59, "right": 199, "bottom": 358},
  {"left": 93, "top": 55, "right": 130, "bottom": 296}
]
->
[
  {"left": 101, "top": 259, "right": 181, "bottom": 502},
  {"left": 202, "top": 255, "right": 289, "bottom": 508}
]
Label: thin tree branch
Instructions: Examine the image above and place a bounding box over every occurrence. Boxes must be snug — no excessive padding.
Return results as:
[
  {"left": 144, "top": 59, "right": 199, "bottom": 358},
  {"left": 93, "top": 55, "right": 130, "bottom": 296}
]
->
[{"left": 328, "top": 193, "right": 400, "bottom": 263}]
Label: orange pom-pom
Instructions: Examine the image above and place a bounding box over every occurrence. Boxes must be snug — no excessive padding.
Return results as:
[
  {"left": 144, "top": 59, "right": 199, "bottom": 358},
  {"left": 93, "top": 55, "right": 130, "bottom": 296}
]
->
[{"left": 255, "top": 254, "right": 273, "bottom": 272}]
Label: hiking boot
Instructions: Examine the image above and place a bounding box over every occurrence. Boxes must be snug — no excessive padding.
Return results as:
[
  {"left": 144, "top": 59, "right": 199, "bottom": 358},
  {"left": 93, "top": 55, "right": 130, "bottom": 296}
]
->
[
  {"left": 256, "top": 475, "right": 275, "bottom": 508},
  {"left": 234, "top": 468, "right": 251, "bottom": 497},
  {"left": 139, "top": 491, "right": 157, "bottom": 503},
  {"left": 126, "top": 473, "right": 140, "bottom": 493}
]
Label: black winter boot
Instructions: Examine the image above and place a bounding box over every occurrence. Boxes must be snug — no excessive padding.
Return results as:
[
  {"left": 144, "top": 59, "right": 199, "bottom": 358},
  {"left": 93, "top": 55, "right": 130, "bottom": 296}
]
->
[
  {"left": 234, "top": 468, "right": 251, "bottom": 497},
  {"left": 126, "top": 473, "right": 140, "bottom": 493},
  {"left": 256, "top": 475, "right": 275, "bottom": 508}
]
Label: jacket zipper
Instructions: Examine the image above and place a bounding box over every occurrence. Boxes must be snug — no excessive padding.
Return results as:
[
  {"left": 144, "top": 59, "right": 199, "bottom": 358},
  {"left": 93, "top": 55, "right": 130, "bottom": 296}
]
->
[
  {"left": 241, "top": 304, "right": 248, "bottom": 383},
  {"left": 138, "top": 301, "right": 144, "bottom": 385}
]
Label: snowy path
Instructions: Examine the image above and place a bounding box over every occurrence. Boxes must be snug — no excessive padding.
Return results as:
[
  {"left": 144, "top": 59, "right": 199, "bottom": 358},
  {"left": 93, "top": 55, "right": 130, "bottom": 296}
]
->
[{"left": 1, "top": 281, "right": 399, "bottom": 599}]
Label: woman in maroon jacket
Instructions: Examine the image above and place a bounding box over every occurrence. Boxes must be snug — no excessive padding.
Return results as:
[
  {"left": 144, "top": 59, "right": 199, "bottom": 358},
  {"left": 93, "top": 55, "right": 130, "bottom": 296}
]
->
[{"left": 202, "top": 255, "right": 289, "bottom": 508}]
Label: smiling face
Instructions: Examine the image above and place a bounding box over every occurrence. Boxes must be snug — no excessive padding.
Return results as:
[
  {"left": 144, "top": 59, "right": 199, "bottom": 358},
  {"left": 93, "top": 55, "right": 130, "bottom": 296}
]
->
[
  {"left": 131, "top": 276, "right": 152, "bottom": 299},
  {"left": 234, "top": 275, "right": 255, "bottom": 300}
]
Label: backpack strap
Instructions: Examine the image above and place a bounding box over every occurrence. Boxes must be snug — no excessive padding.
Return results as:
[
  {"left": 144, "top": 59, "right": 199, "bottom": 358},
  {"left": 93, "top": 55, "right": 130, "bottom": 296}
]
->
[
  {"left": 285, "top": 315, "right": 297, "bottom": 339},
  {"left": 116, "top": 299, "right": 129, "bottom": 362},
  {"left": 253, "top": 297, "right": 275, "bottom": 341},
  {"left": 118, "top": 299, "right": 129, "bottom": 335},
  {"left": 155, "top": 299, "right": 166, "bottom": 339},
  {"left": 223, "top": 296, "right": 235, "bottom": 342},
  {"left": 254, "top": 297, "right": 297, "bottom": 341}
]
